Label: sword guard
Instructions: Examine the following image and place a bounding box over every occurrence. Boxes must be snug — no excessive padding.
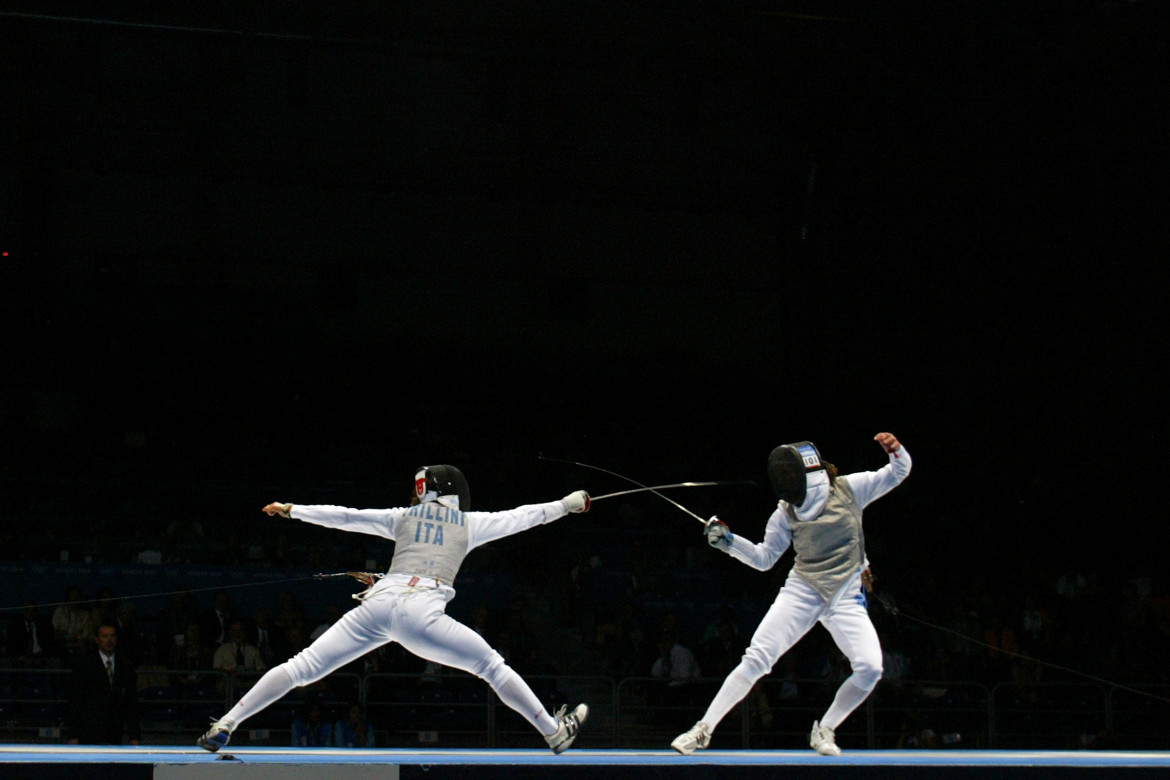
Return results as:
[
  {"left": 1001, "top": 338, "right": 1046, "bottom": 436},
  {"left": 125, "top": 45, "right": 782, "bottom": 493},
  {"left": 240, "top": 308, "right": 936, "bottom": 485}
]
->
[{"left": 347, "top": 572, "right": 383, "bottom": 587}]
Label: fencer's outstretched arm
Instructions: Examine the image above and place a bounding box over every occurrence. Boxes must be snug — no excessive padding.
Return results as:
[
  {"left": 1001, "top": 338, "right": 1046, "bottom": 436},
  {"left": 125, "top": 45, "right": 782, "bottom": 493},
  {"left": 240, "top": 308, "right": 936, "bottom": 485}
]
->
[
  {"left": 263, "top": 502, "right": 410, "bottom": 540},
  {"left": 845, "top": 433, "right": 911, "bottom": 509},
  {"left": 262, "top": 492, "right": 588, "bottom": 550},
  {"left": 467, "top": 491, "right": 589, "bottom": 548}
]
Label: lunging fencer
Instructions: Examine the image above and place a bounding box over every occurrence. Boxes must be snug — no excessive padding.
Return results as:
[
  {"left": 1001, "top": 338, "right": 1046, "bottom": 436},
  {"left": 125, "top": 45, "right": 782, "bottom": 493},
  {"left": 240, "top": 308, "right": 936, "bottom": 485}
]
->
[
  {"left": 198, "top": 465, "right": 591, "bottom": 754},
  {"left": 672, "top": 433, "right": 911, "bottom": 756}
]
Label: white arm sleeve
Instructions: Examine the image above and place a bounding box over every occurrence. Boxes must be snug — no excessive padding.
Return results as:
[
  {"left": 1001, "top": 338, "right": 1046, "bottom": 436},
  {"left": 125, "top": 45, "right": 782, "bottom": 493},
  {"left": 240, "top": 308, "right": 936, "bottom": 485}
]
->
[
  {"left": 724, "top": 508, "right": 793, "bottom": 571},
  {"left": 290, "top": 505, "right": 408, "bottom": 541},
  {"left": 844, "top": 446, "right": 912, "bottom": 509},
  {"left": 466, "top": 501, "right": 568, "bottom": 550}
]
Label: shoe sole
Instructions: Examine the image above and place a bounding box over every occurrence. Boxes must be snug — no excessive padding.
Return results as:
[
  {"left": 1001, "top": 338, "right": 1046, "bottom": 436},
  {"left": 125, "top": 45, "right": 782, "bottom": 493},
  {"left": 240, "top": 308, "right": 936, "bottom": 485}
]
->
[{"left": 198, "top": 734, "right": 228, "bottom": 752}]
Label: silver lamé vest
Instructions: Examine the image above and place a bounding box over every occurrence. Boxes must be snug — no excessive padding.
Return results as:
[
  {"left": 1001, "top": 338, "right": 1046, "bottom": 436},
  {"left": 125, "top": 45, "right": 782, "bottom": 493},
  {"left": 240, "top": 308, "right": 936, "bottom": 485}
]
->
[
  {"left": 387, "top": 502, "right": 470, "bottom": 584},
  {"left": 785, "top": 478, "right": 865, "bottom": 602}
]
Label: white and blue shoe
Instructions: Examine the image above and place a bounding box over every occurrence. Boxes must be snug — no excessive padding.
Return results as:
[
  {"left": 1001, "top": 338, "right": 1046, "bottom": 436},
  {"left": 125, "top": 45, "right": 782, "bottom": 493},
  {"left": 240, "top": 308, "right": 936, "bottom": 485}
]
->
[{"left": 198, "top": 717, "right": 236, "bottom": 752}]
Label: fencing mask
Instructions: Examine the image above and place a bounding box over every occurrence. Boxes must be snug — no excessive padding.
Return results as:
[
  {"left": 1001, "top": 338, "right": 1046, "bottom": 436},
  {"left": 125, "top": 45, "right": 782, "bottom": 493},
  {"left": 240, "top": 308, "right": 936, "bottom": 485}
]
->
[
  {"left": 413, "top": 465, "right": 470, "bottom": 511},
  {"left": 767, "top": 441, "right": 827, "bottom": 506}
]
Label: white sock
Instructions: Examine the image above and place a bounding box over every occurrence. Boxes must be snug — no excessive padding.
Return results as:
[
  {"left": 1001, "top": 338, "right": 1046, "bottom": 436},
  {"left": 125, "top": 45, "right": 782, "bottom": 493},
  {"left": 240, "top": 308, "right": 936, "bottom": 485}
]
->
[
  {"left": 820, "top": 679, "right": 871, "bottom": 732},
  {"left": 701, "top": 667, "right": 757, "bottom": 731},
  {"left": 223, "top": 666, "right": 295, "bottom": 728},
  {"left": 493, "top": 670, "right": 557, "bottom": 736}
]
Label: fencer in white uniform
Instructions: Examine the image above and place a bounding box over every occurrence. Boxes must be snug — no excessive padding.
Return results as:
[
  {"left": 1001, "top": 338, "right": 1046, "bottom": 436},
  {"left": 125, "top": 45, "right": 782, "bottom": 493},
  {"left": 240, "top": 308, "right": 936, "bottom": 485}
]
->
[
  {"left": 198, "top": 465, "right": 591, "bottom": 754},
  {"left": 672, "top": 433, "right": 911, "bottom": 756}
]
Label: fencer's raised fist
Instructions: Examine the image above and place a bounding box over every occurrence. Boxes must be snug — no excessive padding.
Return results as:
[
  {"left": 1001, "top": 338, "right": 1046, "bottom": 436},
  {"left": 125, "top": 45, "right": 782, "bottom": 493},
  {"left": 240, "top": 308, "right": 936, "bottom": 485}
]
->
[
  {"left": 263, "top": 502, "right": 292, "bottom": 518},
  {"left": 874, "top": 432, "right": 901, "bottom": 453},
  {"left": 562, "top": 490, "right": 591, "bottom": 513},
  {"left": 705, "top": 516, "right": 733, "bottom": 550}
]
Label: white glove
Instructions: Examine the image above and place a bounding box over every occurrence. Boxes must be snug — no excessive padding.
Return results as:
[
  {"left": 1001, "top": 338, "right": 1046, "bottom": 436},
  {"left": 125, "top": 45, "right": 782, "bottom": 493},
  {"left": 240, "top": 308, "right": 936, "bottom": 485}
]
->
[
  {"left": 705, "top": 516, "right": 733, "bottom": 550},
  {"left": 562, "top": 490, "right": 591, "bottom": 513}
]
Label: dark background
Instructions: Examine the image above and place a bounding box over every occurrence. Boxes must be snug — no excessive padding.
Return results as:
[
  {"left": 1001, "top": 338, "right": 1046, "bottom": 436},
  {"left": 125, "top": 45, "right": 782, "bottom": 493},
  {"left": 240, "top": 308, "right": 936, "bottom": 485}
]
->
[{"left": 1, "top": 1, "right": 1166, "bottom": 602}]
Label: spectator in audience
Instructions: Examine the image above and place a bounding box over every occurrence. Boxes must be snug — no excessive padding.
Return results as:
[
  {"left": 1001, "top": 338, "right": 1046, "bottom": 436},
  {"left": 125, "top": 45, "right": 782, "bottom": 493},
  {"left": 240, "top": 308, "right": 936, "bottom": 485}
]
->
[
  {"left": 290, "top": 698, "right": 333, "bottom": 747},
  {"left": 652, "top": 630, "right": 702, "bottom": 690},
  {"left": 158, "top": 589, "right": 200, "bottom": 655},
  {"left": 248, "top": 606, "right": 283, "bottom": 666},
  {"left": 282, "top": 618, "right": 311, "bottom": 660},
  {"left": 273, "top": 590, "right": 308, "bottom": 649},
  {"left": 66, "top": 621, "right": 141, "bottom": 745},
  {"left": 334, "top": 703, "right": 376, "bottom": 748},
  {"left": 6, "top": 601, "right": 57, "bottom": 666},
  {"left": 51, "top": 585, "right": 91, "bottom": 659},
  {"left": 213, "top": 619, "right": 267, "bottom": 695},
  {"left": 114, "top": 601, "right": 144, "bottom": 666},
  {"left": 170, "top": 621, "right": 216, "bottom": 690},
  {"left": 199, "top": 592, "right": 237, "bottom": 648}
]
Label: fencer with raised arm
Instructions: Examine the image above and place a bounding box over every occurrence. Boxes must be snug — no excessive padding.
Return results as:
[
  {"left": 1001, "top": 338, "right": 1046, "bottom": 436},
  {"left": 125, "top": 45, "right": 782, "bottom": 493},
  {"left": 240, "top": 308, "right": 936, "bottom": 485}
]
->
[
  {"left": 673, "top": 433, "right": 911, "bottom": 756},
  {"left": 198, "top": 465, "right": 591, "bottom": 754}
]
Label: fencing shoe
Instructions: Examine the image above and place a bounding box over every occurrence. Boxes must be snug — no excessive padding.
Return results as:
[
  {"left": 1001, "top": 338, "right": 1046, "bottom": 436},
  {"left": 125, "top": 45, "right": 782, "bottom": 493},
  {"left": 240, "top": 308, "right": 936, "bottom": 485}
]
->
[
  {"left": 198, "top": 717, "right": 236, "bottom": 752},
  {"left": 810, "top": 720, "right": 842, "bottom": 756},
  {"left": 546, "top": 703, "right": 588, "bottom": 754},
  {"left": 671, "top": 721, "right": 712, "bottom": 755}
]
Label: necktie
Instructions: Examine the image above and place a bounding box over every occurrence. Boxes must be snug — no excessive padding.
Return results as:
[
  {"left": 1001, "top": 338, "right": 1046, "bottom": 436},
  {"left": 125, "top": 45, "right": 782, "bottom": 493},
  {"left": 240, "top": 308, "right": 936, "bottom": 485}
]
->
[
  {"left": 236, "top": 645, "right": 245, "bottom": 668},
  {"left": 106, "top": 657, "right": 115, "bottom": 686}
]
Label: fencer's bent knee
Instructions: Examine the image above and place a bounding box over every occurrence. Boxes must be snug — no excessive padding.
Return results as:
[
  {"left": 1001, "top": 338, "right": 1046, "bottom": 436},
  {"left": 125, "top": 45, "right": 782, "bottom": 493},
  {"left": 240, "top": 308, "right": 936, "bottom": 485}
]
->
[
  {"left": 471, "top": 649, "right": 511, "bottom": 688},
  {"left": 852, "top": 655, "right": 883, "bottom": 692},
  {"left": 740, "top": 643, "right": 781, "bottom": 681},
  {"left": 285, "top": 651, "right": 326, "bottom": 688}
]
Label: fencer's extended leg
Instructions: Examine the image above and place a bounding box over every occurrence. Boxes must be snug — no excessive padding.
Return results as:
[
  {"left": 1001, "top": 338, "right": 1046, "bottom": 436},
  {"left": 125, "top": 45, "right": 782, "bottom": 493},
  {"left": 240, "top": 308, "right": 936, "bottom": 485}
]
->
[
  {"left": 228, "top": 666, "right": 295, "bottom": 724},
  {"left": 201, "top": 603, "right": 388, "bottom": 751},
  {"left": 397, "top": 606, "right": 560, "bottom": 735},
  {"left": 199, "top": 667, "right": 295, "bottom": 751},
  {"left": 697, "top": 582, "right": 823, "bottom": 731}
]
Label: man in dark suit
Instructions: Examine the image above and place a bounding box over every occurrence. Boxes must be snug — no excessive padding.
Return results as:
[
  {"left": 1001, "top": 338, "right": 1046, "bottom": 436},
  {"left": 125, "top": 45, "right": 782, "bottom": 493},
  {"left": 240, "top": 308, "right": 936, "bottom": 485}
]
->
[
  {"left": 5, "top": 602, "right": 57, "bottom": 666},
  {"left": 199, "top": 592, "right": 236, "bottom": 648},
  {"left": 66, "top": 621, "right": 142, "bottom": 745}
]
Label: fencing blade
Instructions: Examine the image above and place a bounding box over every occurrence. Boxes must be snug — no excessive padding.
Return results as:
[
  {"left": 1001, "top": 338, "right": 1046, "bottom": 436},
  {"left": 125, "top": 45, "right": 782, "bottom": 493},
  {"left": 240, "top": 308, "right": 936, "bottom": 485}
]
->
[
  {"left": 591, "top": 481, "right": 754, "bottom": 502},
  {"left": 539, "top": 455, "right": 749, "bottom": 525}
]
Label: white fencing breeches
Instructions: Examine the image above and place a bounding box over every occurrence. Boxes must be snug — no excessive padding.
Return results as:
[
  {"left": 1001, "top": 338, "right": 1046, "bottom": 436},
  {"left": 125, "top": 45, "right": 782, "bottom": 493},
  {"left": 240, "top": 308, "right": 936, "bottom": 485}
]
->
[
  {"left": 227, "top": 580, "right": 556, "bottom": 736},
  {"left": 700, "top": 570, "right": 883, "bottom": 732}
]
